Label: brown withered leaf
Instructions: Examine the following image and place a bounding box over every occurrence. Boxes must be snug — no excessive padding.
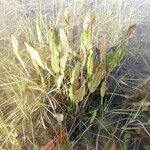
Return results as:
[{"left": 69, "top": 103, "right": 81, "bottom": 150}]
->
[
  {"left": 126, "top": 24, "right": 136, "bottom": 38},
  {"left": 100, "top": 34, "right": 107, "bottom": 62},
  {"left": 83, "top": 9, "right": 95, "bottom": 30},
  {"left": 75, "top": 77, "right": 86, "bottom": 102},
  {"left": 54, "top": 113, "right": 64, "bottom": 124},
  {"left": 41, "top": 130, "right": 67, "bottom": 150},
  {"left": 109, "top": 140, "right": 116, "bottom": 150},
  {"left": 100, "top": 80, "right": 107, "bottom": 98}
]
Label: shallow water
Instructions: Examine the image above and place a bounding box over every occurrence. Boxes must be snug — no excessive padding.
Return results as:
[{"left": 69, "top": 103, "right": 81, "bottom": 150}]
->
[
  {"left": 0, "top": 0, "right": 149, "bottom": 85},
  {"left": 0, "top": 1, "right": 149, "bottom": 149}
]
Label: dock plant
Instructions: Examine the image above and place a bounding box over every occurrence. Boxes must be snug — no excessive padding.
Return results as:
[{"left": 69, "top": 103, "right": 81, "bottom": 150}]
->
[{"left": 0, "top": 6, "right": 137, "bottom": 150}]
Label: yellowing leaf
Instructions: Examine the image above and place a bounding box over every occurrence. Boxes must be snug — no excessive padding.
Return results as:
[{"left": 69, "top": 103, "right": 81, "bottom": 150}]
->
[
  {"left": 57, "top": 74, "right": 64, "bottom": 89},
  {"left": 80, "top": 30, "right": 92, "bottom": 51},
  {"left": 88, "top": 64, "right": 105, "bottom": 93},
  {"left": 100, "top": 35, "right": 107, "bottom": 62},
  {"left": 83, "top": 10, "right": 95, "bottom": 30},
  {"left": 70, "top": 63, "right": 81, "bottom": 84},
  {"left": 51, "top": 48, "right": 60, "bottom": 74},
  {"left": 59, "top": 28, "right": 70, "bottom": 52},
  {"left": 75, "top": 78, "right": 86, "bottom": 102},
  {"left": 132, "top": 100, "right": 150, "bottom": 107},
  {"left": 49, "top": 26, "right": 60, "bottom": 74},
  {"left": 24, "top": 42, "right": 47, "bottom": 70},
  {"left": 59, "top": 28, "right": 69, "bottom": 73},
  {"left": 100, "top": 80, "right": 107, "bottom": 98},
  {"left": 10, "top": 35, "right": 29, "bottom": 76},
  {"left": 69, "top": 85, "right": 76, "bottom": 103},
  {"left": 87, "top": 52, "right": 94, "bottom": 79}
]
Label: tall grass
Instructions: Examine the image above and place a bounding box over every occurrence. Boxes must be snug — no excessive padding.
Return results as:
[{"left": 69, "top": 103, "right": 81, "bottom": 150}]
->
[{"left": 0, "top": 0, "right": 149, "bottom": 149}]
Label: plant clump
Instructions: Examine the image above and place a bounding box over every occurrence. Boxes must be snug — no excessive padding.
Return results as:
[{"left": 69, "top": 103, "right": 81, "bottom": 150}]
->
[{"left": 0, "top": 8, "right": 137, "bottom": 150}]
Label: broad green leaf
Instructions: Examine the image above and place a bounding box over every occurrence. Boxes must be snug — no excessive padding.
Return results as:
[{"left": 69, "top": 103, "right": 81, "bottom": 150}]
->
[
  {"left": 106, "top": 50, "right": 115, "bottom": 70},
  {"left": 90, "top": 110, "right": 97, "bottom": 124},
  {"left": 69, "top": 85, "right": 76, "bottom": 103},
  {"left": 88, "top": 64, "right": 105, "bottom": 93},
  {"left": 106, "top": 48, "right": 125, "bottom": 71},
  {"left": 80, "top": 30, "right": 91, "bottom": 48},
  {"left": 87, "top": 52, "right": 94, "bottom": 79}
]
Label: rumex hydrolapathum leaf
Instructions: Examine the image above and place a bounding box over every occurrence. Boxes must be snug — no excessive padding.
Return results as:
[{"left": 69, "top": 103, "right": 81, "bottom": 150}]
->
[
  {"left": 87, "top": 52, "right": 94, "bottom": 79},
  {"left": 69, "top": 78, "right": 86, "bottom": 103},
  {"left": 75, "top": 78, "right": 86, "bottom": 102},
  {"left": 83, "top": 10, "right": 95, "bottom": 31},
  {"left": 59, "top": 28, "right": 70, "bottom": 53},
  {"left": 100, "top": 35, "right": 107, "bottom": 62},
  {"left": 106, "top": 50, "right": 115, "bottom": 71},
  {"left": 24, "top": 42, "right": 51, "bottom": 72},
  {"left": 49, "top": 26, "right": 60, "bottom": 74},
  {"left": 59, "top": 28, "right": 69, "bottom": 74},
  {"left": 49, "top": 26, "right": 60, "bottom": 48},
  {"left": 70, "top": 63, "right": 81, "bottom": 84},
  {"left": 69, "top": 85, "right": 76, "bottom": 103},
  {"left": 88, "top": 64, "right": 105, "bottom": 93},
  {"left": 69, "top": 63, "right": 81, "bottom": 103},
  {"left": 80, "top": 30, "right": 91, "bottom": 48},
  {"left": 51, "top": 48, "right": 60, "bottom": 74},
  {"left": 106, "top": 48, "right": 125, "bottom": 72},
  {"left": 79, "top": 45, "right": 87, "bottom": 68},
  {"left": 81, "top": 10, "right": 94, "bottom": 52},
  {"left": 11, "top": 35, "right": 29, "bottom": 76},
  {"left": 25, "top": 42, "right": 41, "bottom": 67},
  {"left": 115, "top": 48, "right": 125, "bottom": 63},
  {"left": 100, "top": 80, "right": 107, "bottom": 98}
]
